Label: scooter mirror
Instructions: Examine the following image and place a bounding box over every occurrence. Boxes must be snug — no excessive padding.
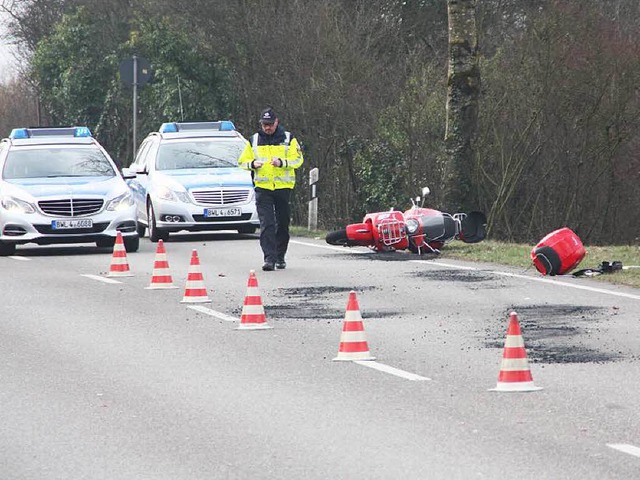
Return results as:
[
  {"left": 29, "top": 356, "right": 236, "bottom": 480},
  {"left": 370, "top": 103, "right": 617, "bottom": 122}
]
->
[
  {"left": 422, "top": 187, "right": 430, "bottom": 196},
  {"left": 415, "top": 196, "right": 420, "bottom": 203}
]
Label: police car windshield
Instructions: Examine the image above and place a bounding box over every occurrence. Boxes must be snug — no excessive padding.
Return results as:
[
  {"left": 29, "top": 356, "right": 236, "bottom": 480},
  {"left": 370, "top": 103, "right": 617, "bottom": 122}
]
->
[
  {"left": 3, "top": 147, "right": 116, "bottom": 179},
  {"left": 156, "top": 140, "right": 243, "bottom": 170}
]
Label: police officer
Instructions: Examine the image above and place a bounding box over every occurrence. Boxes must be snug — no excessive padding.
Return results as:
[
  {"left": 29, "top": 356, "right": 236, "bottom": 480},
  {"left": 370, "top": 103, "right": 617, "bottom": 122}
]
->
[{"left": 238, "top": 107, "right": 304, "bottom": 271}]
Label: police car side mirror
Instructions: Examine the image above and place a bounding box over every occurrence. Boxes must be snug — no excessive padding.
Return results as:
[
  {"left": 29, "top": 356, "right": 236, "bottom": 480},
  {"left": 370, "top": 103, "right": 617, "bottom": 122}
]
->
[
  {"left": 121, "top": 167, "right": 137, "bottom": 179},
  {"left": 130, "top": 164, "right": 147, "bottom": 175}
]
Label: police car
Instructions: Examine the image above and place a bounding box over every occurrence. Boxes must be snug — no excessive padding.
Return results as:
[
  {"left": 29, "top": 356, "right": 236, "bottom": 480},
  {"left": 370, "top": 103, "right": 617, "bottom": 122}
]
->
[
  {"left": 0, "top": 126, "right": 139, "bottom": 256},
  {"left": 124, "top": 121, "right": 259, "bottom": 242}
]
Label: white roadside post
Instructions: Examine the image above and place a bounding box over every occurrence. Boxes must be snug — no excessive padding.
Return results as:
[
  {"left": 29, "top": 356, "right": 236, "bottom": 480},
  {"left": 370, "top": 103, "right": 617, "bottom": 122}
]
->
[{"left": 308, "top": 167, "right": 319, "bottom": 231}]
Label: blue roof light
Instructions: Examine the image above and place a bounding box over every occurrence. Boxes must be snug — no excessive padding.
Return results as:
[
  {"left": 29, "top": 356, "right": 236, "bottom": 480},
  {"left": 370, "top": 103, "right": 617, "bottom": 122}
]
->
[
  {"left": 220, "top": 121, "right": 235, "bottom": 131},
  {"left": 10, "top": 128, "right": 30, "bottom": 139},
  {"left": 160, "top": 122, "right": 178, "bottom": 133},
  {"left": 74, "top": 126, "right": 92, "bottom": 137}
]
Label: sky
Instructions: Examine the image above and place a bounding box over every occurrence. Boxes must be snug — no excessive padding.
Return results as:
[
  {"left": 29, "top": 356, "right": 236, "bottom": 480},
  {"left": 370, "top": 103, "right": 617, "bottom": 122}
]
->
[{"left": 0, "top": 9, "right": 18, "bottom": 83}]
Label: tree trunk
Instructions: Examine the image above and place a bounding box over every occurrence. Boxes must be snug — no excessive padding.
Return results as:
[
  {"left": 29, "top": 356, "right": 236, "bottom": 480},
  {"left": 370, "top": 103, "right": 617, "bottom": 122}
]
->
[{"left": 444, "top": 0, "right": 480, "bottom": 211}]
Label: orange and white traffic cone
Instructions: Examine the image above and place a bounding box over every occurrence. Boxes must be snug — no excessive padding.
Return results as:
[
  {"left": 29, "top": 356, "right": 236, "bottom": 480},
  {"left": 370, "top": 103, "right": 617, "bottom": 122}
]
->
[
  {"left": 237, "top": 270, "right": 272, "bottom": 330},
  {"left": 107, "top": 231, "right": 134, "bottom": 277},
  {"left": 490, "top": 312, "right": 542, "bottom": 392},
  {"left": 333, "top": 291, "right": 375, "bottom": 361},
  {"left": 180, "top": 249, "right": 211, "bottom": 303},
  {"left": 145, "top": 239, "right": 178, "bottom": 289}
]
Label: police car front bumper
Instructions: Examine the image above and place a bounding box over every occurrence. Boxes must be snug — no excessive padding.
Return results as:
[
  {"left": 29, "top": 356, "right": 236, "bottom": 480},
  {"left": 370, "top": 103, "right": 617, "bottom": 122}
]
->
[
  {"left": 0, "top": 206, "right": 138, "bottom": 245},
  {"left": 153, "top": 199, "right": 259, "bottom": 232}
]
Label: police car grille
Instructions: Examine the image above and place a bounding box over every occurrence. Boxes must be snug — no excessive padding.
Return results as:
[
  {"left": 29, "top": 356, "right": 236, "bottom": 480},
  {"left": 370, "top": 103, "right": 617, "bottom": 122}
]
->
[
  {"left": 38, "top": 199, "right": 104, "bottom": 217},
  {"left": 192, "top": 189, "right": 250, "bottom": 205}
]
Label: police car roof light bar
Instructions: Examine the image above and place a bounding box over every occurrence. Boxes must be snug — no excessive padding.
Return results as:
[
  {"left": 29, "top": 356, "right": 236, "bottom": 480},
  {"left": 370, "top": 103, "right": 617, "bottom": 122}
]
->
[
  {"left": 9, "top": 127, "right": 92, "bottom": 139},
  {"left": 159, "top": 121, "right": 236, "bottom": 134}
]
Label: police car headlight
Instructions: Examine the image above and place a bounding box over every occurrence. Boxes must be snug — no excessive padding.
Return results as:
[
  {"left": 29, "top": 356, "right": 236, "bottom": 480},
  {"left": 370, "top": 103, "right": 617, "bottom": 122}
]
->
[
  {"left": 106, "top": 191, "right": 134, "bottom": 211},
  {"left": 1, "top": 195, "right": 36, "bottom": 214},
  {"left": 175, "top": 191, "right": 192, "bottom": 203},
  {"left": 155, "top": 185, "right": 179, "bottom": 202},
  {"left": 406, "top": 219, "right": 419, "bottom": 234},
  {"left": 155, "top": 186, "right": 191, "bottom": 203}
]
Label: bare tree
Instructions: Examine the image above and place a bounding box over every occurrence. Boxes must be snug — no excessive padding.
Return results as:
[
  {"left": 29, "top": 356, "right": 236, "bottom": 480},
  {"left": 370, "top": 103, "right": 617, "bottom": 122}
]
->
[
  {"left": 444, "top": 0, "right": 480, "bottom": 211},
  {"left": 0, "top": 79, "right": 38, "bottom": 136}
]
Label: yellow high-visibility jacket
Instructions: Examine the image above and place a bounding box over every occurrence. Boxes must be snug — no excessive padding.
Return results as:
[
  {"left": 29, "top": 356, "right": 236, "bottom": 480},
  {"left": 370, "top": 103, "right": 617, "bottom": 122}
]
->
[{"left": 238, "top": 129, "right": 304, "bottom": 190}]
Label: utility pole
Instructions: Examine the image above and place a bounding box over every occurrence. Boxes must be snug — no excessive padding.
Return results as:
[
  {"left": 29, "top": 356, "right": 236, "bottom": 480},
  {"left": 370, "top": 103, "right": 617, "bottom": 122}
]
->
[
  {"left": 119, "top": 55, "right": 152, "bottom": 163},
  {"left": 132, "top": 54, "right": 138, "bottom": 159}
]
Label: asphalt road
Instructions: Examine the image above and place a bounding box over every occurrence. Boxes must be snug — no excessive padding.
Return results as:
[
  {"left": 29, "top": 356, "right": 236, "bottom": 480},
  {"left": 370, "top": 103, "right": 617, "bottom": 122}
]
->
[{"left": 1, "top": 233, "right": 639, "bottom": 479}]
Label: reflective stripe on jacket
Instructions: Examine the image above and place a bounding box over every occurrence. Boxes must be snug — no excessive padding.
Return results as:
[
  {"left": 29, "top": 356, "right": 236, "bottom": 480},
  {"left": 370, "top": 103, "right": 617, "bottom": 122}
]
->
[{"left": 238, "top": 130, "right": 304, "bottom": 190}]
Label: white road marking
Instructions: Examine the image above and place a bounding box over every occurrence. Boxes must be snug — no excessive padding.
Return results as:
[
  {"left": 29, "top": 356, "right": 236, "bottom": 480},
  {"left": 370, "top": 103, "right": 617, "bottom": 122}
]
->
[
  {"left": 491, "top": 270, "right": 640, "bottom": 301},
  {"left": 294, "top": 240, "right": 640, "bottom": 300},
  {"left": 410, "top": 259, "right": 479, "bottom": 271},
  {"left": 409, "top": 259, "right": 640, "bottom": 301},
  {"left": 187, "top": 305, "right": 238, "bottom": 322},
  {"left": 607, "top": 443, "right": 640, "bottom": 458},
  {"left": 81, "top": 274, "right": 122, "bottom": 284},
  {"left": 354, "top": 360, "right": 431, "bottom": 381},
  {"left": 8, "top": 255, "right": 31, "bottom": 261},
  {"left": 185, "top": 298, "right": 430, "bottom": 380},
  {"left": 291, "top": 239, "right": 370, "bottom": 254}
]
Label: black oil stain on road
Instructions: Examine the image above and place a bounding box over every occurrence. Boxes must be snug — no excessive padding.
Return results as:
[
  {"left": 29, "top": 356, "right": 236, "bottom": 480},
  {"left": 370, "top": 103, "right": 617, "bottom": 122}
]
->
[
  {"left": 231, "top": 285, "right": 396, "bottom": 321},
  {"left": 485, "top": 304, "right": 621, "bottom": 364},
  {"left": 411, "top": 268, "right": 499, "bottom": 283}
]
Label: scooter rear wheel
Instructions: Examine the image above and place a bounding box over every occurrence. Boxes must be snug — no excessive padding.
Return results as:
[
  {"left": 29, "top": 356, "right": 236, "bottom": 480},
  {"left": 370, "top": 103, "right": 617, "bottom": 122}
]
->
[{"left": 326, "top": 229, "right": 356, "bottom": 246}]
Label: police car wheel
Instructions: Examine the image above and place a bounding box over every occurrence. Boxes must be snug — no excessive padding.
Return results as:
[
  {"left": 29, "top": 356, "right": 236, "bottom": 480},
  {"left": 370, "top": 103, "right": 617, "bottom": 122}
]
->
[
  {"left": 148, "top": 202, "right": 168, "bottom": 243},
  {"left": 136, "top": 222, "right": 146, "bottom": 238},
  {"left": 237, "top": 225, "right": 257, "bottom": 234},
  {"left": 0, "top": 241, "right": 16, "bottom": 256},
  {"left": 96, "top": 238, "right": 115, "bottom": 248},
  {"left": 123, "top": 235, "right": 140, "bottom": 252}
]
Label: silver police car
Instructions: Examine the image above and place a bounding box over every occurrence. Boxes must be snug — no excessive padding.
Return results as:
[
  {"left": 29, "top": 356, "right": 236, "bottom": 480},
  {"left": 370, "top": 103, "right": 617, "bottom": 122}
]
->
[
  {"left": 124, "top": 121, "right": 259, "bottom": 242},
  {"left": 0, "top": 127, "right": 138, "bottom": 255}
]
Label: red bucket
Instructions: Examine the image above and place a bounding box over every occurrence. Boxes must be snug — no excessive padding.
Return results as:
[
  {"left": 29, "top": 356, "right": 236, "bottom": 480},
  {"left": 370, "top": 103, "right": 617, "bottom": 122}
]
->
[{"left": 531, "top": 228, "right": 585, "bottom": 276}]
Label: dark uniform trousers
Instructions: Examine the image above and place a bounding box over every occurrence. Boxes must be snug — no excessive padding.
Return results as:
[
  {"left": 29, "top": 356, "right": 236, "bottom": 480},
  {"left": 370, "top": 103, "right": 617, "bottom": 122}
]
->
[{"left": 255, "top": 187, "right": 291, "bottom": 264}]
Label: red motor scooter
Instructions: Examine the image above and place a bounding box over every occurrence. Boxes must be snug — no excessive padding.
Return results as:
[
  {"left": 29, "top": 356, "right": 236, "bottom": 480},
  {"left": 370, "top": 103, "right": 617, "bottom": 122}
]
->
[{"left": 325, "top": 187, "right": 487, "bottom": 254}]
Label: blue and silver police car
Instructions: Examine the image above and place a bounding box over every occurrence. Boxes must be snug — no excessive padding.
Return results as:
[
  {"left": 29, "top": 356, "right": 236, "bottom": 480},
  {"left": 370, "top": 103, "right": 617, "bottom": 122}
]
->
[
  {"left": 0, "top": 127, "right": 138, "bottom": 255},
  {"left": 124, "top": 121, "right": 259, "bottom": 242}
]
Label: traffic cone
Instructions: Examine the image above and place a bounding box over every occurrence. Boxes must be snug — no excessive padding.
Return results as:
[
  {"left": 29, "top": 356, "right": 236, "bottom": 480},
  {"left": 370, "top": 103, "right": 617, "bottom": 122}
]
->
[
  {"left": 333, "top": 291, "right": 375, "bottom": 361},
  {"left": 145, "top": 239, "right": 178, "bottom": 289},
  {"left": 237, "top": 270, "right": 272, "bottom": 330},
  {"left": 490, "top": 312, "right": 542, "bottom": 392},
  {"left": 107, "top": 231, "right": 133, "bottom": 277},
  {"left": 180, "top": 249, "right": 211, "bottom": 303}
]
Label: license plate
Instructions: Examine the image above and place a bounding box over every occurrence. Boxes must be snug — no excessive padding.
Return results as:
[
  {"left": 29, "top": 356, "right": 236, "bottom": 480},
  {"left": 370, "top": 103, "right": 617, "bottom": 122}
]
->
[
  {"left": 204, "top": 208, "right": 241, "bottom": 217},
  {"left": 52, "top": 219, "right": 93, "bottom": 229}
]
